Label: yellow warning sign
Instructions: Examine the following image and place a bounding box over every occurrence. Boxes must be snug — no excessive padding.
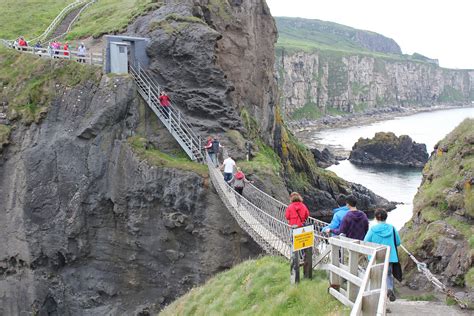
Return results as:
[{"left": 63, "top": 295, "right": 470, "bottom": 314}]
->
[{"left": 292, "top": 226, "right": 314, "bottom": 251}]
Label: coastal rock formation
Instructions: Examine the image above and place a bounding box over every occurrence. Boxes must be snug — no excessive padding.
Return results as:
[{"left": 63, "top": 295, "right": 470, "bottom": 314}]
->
[
  {"left": 349, "top": 132, "right": 429, "bottom": 167},
  {"left": 400, "top": 119, "right": 474, "bottom": 304},
  {"left": 311, "top": 147, "right": 339, "bottom": 168},
  {"left": 274, "top": 18, "right": 474, "bottom": 119}
]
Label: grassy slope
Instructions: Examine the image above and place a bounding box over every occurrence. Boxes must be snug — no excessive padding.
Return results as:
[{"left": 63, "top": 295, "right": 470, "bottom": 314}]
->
[
  {"left": 0, "top": 0, "right": 75, "bottom": 39},
  {"left": 0, "top": 47, "right": 102, "bottom": 124},
  {"left": 401, "top": 119, "right": 474, "bottom": 286},
  {"left": 128, "top": 136, "right": 208, "bottom": 177},
  {"left": 160, "top": 256, "right": 349, "bottom": 316},
  {"left": 275, "top": 17, "right": 423, "bottom": 63},
  {"left": 66, "top": 0, "right": 159, "bottom": 39}
]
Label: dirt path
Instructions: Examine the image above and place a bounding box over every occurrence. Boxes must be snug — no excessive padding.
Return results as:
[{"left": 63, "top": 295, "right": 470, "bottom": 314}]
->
[{"left": 48, "top": 5, "right": 85, "bottom": 40}]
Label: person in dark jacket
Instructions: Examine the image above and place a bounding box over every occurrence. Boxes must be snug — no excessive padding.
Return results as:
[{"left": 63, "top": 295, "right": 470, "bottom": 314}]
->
[
  {"left": 328, "top": 195, "right": 368, "bottom": 240},
  {"left": 364, "top": 209, "right": 401, "bottom": 302},
  {"left": 210, "top": 136, "right": 223, "bottom": 167},
  {"left": 285, "top": 192, "right": 310, "bottom": 228}
]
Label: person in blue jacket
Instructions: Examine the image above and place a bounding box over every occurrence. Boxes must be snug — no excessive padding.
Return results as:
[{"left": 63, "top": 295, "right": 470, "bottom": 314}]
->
[
  {"left": 322, "top": 195, "right": 349, "bottom": 236},
  {"left": 364, "top": 209, "right": 401, "bottom": 302}
]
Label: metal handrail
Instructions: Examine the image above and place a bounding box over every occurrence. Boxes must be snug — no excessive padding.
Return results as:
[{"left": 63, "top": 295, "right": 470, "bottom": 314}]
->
[
  {"left": 129, "top": 63, "right": 203, "bottom": 161},
  {"left": 27, "top": 0, "right": 91, "bottom": 44},
  {"left": 135, "top": 63, "right": 202, "bottom": 145},
  {"left": 48, "top": 0, "right": 97, "bottom": 42}
]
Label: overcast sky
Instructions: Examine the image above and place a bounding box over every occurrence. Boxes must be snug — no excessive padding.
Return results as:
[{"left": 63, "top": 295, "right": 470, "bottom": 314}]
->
[{"left": 266, "top": 0, "right": 474, "bottom": 70}]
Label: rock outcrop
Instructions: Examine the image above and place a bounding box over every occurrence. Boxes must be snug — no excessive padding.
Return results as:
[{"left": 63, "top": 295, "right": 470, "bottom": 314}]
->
[
  {"left": 127, "top": 0, "right": 277, "bottom": 145},
  {"left": 400, "top": 119, "right": 474, "bottom": 305},
  {"left": 349, "top": 132, "right": 429, "bottom": 167},
  {"left": 311, "top": 147, "right": 339, "bottom": 168}
]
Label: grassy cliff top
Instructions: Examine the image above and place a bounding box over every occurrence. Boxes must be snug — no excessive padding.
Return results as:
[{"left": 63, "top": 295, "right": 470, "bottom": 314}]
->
[
  {"left": 0, "top": 0, "right": 75, "bottom": 39},
  {"left": 274, "top": 17, "right": 433, "bottom": 64},
  {"left": 160, "top": 256, "right": 348, "bottom": 315},
  {"left": 0, "top": 0, "right": 159, "bottom": 41}
]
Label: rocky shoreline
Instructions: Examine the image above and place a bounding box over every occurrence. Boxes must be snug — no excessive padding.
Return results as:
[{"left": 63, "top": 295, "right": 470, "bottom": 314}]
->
[{"left": 289, "top": 104, "right": 474, "bottom": 134}]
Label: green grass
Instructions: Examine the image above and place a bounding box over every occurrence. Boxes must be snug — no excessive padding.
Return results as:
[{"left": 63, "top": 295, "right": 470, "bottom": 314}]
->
[
  {"left": 290, "top": 102, "right": 346, "bottom": 120},
  {"left": 0, "top": 47, "right": 102, "bottom": 124},
  {"left": 160, "top": 256, "right": 349, "bottom": 316},
  {"left": 128, "top": 136, "right": 208, "bottom": 177},
  {"left": 275, "top": 17, "right": 437, "bottom": 65},
  {"left": 0, "top": 125, "right": 11, "bottom": 149},
  {"left": 402, "top": 294, "right": 437, "bottom": 302},
  {"left": 0, "top": 0, "right": 75, "bottom": 40},
  {"left": 67, "top": 0, "right": 160, "bottom": 39}
]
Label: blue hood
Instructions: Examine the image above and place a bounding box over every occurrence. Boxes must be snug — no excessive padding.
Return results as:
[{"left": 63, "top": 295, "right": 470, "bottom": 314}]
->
[
  {"left": 333, "top": 206, "right": 349, "bottom": 214},
  {"left": 370, "top": 223, "right": 393, "bottom": 238}
]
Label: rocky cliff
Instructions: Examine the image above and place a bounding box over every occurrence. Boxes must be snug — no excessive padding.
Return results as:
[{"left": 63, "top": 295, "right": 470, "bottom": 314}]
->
[
  {"left": 400, "top": 119, "right": 473, "bottom": 305},
  {"left": 275, "top": 17, "right": 474, "bottom": 120},
  {"left": 0, "top": 50, "right": 261, "bottom": 315},
  {"left": 278, "top": 51, "right": 474, "bottom": 119},
  {"left": 349, "top": 132, "right": 429, "bottom": 168}
]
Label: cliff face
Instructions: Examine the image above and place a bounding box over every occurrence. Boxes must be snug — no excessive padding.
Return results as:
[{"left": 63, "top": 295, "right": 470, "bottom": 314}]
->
[
  {"left": 0, "top": 68, "right": 260, "bottom": 315},
  {"left": 127, "top": 0, "right": 277, "bottom": 144},
  {"left": 400, "top": 119, "right": 473, "bottom": 303},
  {"left": 278, "top": 51, "right": 474, "bottom": 118}
]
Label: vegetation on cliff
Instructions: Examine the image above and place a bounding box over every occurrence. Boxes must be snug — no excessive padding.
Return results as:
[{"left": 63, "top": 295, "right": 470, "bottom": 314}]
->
[
  {"left": 160, "top": 256, "right": 348, "bottom": 316},
  {"left": 0, "top": 48, "right": 101, "bottom": 124},
  {"left": 401, "top": 119, "right": 474, "bottom": 292},
  {"left": 128, "top": 136, "right": 208, "bottom": 177},
  {"left": 67, "top": 0, "right": 161, "bottom": 39}
]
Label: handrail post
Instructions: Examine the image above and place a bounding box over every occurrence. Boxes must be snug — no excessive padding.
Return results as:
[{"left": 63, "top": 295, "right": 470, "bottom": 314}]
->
[{"left": 148, "top": 85, "right": 151, "bottom": 103}]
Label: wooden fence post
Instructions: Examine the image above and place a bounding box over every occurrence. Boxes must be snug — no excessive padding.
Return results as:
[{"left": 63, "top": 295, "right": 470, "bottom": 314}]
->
[{"left": 303, "top": 247, "right": 313, "bottom": 279}]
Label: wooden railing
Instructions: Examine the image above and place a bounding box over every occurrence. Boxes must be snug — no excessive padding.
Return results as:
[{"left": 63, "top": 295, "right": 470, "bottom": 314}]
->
[{"left": 318, "top": 236, "right": 390, "bottom": 315}]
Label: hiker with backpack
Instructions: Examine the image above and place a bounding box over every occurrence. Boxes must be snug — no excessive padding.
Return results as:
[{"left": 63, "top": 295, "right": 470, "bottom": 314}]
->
[
  {"left": 227, "top": 167, "right": 252, "bottom": 196},
  {"left": 327, "top": 195, "right": 368, "bottom": 240},
  {"left": 204, "top": 135, "right": 224, "bottom": 167},
  {"left": 285, "top": 192, "right": 310, "bottom": 228},
  {"left": 364, "top": 209, "right": 401, "bottom": 302}
]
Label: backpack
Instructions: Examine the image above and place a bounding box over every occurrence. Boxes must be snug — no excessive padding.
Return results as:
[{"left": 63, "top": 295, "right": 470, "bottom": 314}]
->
[
  {"left": 212, "top": 140, "right": 220, "bottom": 153},
  {"left": 235, "top": 171, "right": 244, "bottom": 180}
]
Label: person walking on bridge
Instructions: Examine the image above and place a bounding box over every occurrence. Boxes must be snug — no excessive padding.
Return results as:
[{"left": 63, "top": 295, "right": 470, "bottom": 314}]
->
[
  {"left": 285, "top": 192, "right": 310, "bottom": 228},
  {"left": 220, "top": 155, "right": 236, "bottom": 182},
  {"left": 364, "top": 209, "right": 401, "bottom": 302},
  {"left": 327, "top": 195, "right": 368, "bottom": 240},
  {"left": 227, "top": 167, "right": 252, "bottom": 196}
]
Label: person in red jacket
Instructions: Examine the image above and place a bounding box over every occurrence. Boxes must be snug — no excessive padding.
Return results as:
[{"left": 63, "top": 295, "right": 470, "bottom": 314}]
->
[
  {"left": 63, "top": 42, "right": 69, "bottom": 57},
  {"left": 285, "top": 192, "right": 310, "bottom": 227},
  {"left": 159, "top": 91, "right": 171, "bottom": 120}
]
